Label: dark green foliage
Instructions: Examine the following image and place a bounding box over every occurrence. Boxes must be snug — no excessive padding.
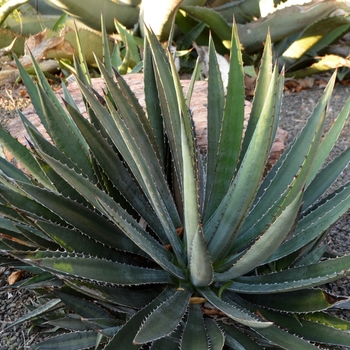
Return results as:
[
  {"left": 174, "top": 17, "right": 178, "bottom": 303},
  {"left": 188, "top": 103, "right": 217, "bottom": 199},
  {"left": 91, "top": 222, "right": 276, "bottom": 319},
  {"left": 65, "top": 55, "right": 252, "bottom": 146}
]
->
[{"left": 1, "top": 23, "right": 350, "bottom": 349}]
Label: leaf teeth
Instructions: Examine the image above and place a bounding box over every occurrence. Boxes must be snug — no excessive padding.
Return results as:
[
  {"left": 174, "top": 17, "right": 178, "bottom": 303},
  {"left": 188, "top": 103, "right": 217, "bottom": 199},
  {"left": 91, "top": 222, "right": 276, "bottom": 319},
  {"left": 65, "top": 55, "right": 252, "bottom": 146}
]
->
[
  {"left": 133, "top": 288, "right": 191, "bottom": 344},
  {"left": 205, "top": 318, "right": 225, "bottom": 350},
  {"left": 21, "top": 252, "right": 171, "bottom": 286}
]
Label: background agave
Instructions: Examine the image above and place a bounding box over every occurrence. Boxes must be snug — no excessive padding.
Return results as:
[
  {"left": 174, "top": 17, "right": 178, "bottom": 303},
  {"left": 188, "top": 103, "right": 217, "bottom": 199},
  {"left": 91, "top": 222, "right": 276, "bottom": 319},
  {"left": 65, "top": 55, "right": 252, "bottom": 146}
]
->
[
  {"left": 2, "top": 0, "right": 350, "bottom": 79},
  {"left": 1, "top": 22, "right": 350, "bottom": 349}
]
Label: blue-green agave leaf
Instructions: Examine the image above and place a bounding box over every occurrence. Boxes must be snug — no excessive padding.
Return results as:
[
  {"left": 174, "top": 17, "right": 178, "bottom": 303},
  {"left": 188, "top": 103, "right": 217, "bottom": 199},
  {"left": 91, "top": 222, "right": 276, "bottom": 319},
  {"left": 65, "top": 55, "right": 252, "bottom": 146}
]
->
[
  {"left": 17, "top": 182, "right": 142, "bottom": 255},
  {"left": 236, "top": 73, "right": 336, "bottom": 251},
  {"left": 53, "top": 289, "right": 112, "bottom": 319},
  {"left": 151, "top": 337, "right": 179, "bottom": 349},
  {"left": 101, "top": 14, "right": 113, "bottom": 75},
  {"left": 203, "top": 35, "right": 225, "bottom": 222},
  {"left": 303, "top": 147, "right": 350, "bottom": 211},
  {"left": 15, "top": 251, "right": 173, "bottom": 285},
  {"left": 107, "top": 63, "right": 160, "bottom": 156},
  {"left": 185, "top": 57, "right": 201, "bottom": 106},
  {"left": 216, "top": 191, "right": 302, "bottom": 281},
  {"left": 29, "top": 49, "right": 89, "bottom": 155},
  {"left": 204, "top": 318, "right": 225, "bottom": 350},
  {"left": 105, "top": 288, "right": 175, "bottom": 349},
  {"left": 22, "top": 118, "right": 94, "bottom": 206},
  {"left": 73, "top": 54, "right": 90, "bottom": 86},
  {"left": 35, "top": 84, "right": 95, "bottom": 182},
  {"left": 229, "top": 255, "right": 350, "bottom": 293},
  {"left": 19, "top": 272, "right": 63, "bottom": 289},
  {"left": 0, "top": 183, "right": 65, "bottom": 224},
  {"left": 303, "top": 311, "right": 350, "bottom": 330},
  {"left": 205, "top": 67, "right": 279, "bottom": 261},
  {"left": 61, "top": 81, "right": 79, "bottom": 111},
  {"left": 265, "top": 181, "right": 350, "bottom": 263},
  {"left": 143, "top": 36, "right": 165, "bottom": 165},
  {"left": 44, "top": 316, "right": 91, "bottom": 332},
  {"left": 181, "top": 303, "right": 209, "bottom": 349},
  {"left": 165, "top": 45, "right": 207, "bottom": 280},
  {"left": 73, "top": 75, "right": 184, "bottom": 265},
  {"left": 35, "top": 220, "right": 131, "bottom": 263},
  {"left": 295, "top": 243, "right": 328, "bottom": 267},
  {"left": 242, "top": 288, "right": 347, "bottom": 313},
  {"left": 0, "top": 125, "right": 53, "bottom": 190},
  {"left": 181, "top": 5, "right": 232, "bottom": 49},
  {"left": 169, "top": 48, "right": 200, "bottom": 245},
  {"left": 204, "top": 24, "right": 245, "bottom": 223},
  {"left": 252, "top": 321, "right": 319, "bottom": 349},
  {"left": 133, "top": 288, "right": 191, "bottom": 344},
  {"left": 80, "top": 319, "right": 121, "bottom": 338},
  {"left": 63, "top": 100, "right": 166, "bottom": 241},
  {"left": 114, "top": 20, "right": 141, "bottom": 68},
  {"left": 0, "top": 222, "right": 36, "bottom": 247},
  {"left": 306, "top": 94, "right": 350, "bottom": 187},
  {"left": 65, "top": 279, "right": 162, "bottom": 309},
  {"left": 218, "top": 322, "right": 262, "bottom": 350},
  {"left": 13, "top": 54, "right": 46, "bottom": 130},
  {"left": 199, "top": 288, "right": 272, "bottom": 328},
  {"left": 241, "top": 33, "right": 273, "bottom": 160},
  {"left": 189, "top": 226, "right": 213, "bottom": 287},
  {"left": 15, "top": 224, "right": 59, "bottom": 250},
  {"left": 73, "top": 22, "right": 91, "bottom": 85},
  {"left": 4, "top": 298, "right": 62, "bottom": 330},
  {"left": 144, "top": 26, "right": 183, "bottom": 189},
  {"left": 257, "top": 308, "right": 350, "bottom": 347},
  {"left": 32, "top": 331, "right": 100, "bottom": 350},
  {"left": 0, "top": 155, "right": 30, "bottom": 184},
  {"left": 96, "top": 196, "right": 186, "bottom": 280}
]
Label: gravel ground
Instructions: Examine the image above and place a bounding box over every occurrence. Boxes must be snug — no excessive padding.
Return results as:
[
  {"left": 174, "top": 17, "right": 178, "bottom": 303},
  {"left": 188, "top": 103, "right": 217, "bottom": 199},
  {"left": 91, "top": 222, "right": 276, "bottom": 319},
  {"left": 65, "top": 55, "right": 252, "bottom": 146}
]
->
[
  {"left": 1, "top": 77, "right": 350, "bottom": 349},
  {"left": 0, "top": 84, "right": 48, "bottom": 350}
]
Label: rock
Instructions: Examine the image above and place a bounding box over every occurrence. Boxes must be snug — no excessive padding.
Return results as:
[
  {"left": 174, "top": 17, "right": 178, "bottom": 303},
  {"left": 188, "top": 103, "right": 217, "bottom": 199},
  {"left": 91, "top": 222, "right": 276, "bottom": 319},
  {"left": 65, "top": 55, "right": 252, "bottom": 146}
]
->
[{"left": 7, "top": 73, "right": 288, "bottom": 168}]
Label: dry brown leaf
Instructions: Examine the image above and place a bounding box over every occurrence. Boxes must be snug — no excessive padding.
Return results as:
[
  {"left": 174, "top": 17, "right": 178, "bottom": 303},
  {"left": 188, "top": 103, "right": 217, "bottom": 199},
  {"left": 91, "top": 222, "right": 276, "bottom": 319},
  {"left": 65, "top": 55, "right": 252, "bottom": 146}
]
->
[
  {"left": 8, "top": 270, "right": 25, "bottom": 285},
  {"left": 284, "top": 79, "right": 303, "bottom": 92},
  {"left": 20, "top": 29, "right": 74, "bottom": 68}
]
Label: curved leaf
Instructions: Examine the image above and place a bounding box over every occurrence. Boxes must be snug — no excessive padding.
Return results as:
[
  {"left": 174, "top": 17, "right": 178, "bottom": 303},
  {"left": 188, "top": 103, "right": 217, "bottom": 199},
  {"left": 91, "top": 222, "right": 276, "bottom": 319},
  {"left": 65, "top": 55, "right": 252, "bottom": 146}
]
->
[
  {"left": 257, "top": 308, "right": 350, "bottom": 347},
  {"left": 181, "top": 303, "right": 209, "bottom": 349},
  {"left": 18, "top": 182, "right": 142, "bottom": 255},
  {"left": 203, "top": 23, "right": 245, "bottom": 223},
  {"left": 206, "top": 66, "right": 279, "bottom": 261},
  {"left": 215, "top": 191, "right": 302, "bottom": 281},
  {"left": 229, "top": 255, "right": 350, "bottom": 293},
  {"left": 265, "top": 181, "right": 350, "bottom": 263},
  {"left": 204, "top": 318, "right": 225, "bottom": 350},
  {"left": 32, "top": 331, "right": 100, "bottom": 350},
  {"left": 199, "top": 288, "right": 272, "bottom": 328},
  {"left": 105, "top": 288, "right": 174, "bottom": 349},
  {"left": 65, "top": 279, "right": 162, "bottom": 309},
  {"left": 242, "top": 289, "right": 346, "bottom": 313},
  {"left": 0, "top": 125, "right": 53, "bottom": 190},
  {"left": 96, "top": 196, "right": 186, "bottom": 280},
  {"left": 237, "top": 72, "right": 336, "bottom": 251},
  {"left": 181, "top": 5, "right": 232, "bottom": 49},
  {"left": 64, "top": 100, "right": 165, "bottom": 241},
  {"left": 133, "top": 289, "right": 191, "bottom": 344},
  {"left": 15, "top": 251, "right": 173, "bottom": 286}
]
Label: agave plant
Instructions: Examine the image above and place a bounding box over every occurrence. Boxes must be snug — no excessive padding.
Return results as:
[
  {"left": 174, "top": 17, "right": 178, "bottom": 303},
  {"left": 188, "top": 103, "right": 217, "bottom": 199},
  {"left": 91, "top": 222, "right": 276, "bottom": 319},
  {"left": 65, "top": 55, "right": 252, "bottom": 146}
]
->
[
  {"left": 3, "top": 0, "right": 350, "bottom": 79},
  {"left": 2, "top": 22, "right": 350, "bottom": 349}
]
